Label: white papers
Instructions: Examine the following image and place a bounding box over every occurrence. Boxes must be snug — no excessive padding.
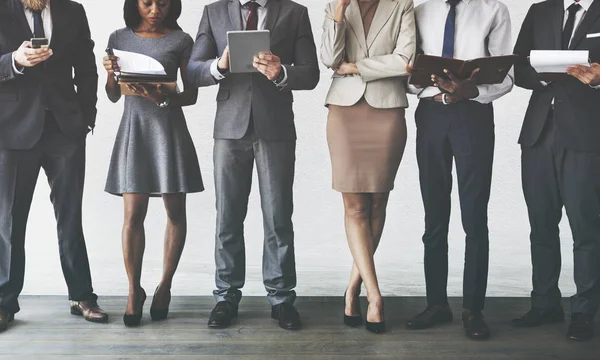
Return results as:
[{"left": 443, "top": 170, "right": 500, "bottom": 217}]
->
[
  {"left": 530, "top": 50, "right": 590, "bottom": 73},
  {"left": 112, "top": 49, "right": 166, "bottom": 75}
]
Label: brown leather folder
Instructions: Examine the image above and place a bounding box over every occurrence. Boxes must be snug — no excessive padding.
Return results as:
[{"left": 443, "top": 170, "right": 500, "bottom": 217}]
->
[
  {"left": 408, "top": 54, "right": 518, "bottom": 87},
  {"left": 117, "top": 71, "right": 178, "bottom": 97},
  {"left": 119, "top": 82, "right": 178, "bottom": 96}
]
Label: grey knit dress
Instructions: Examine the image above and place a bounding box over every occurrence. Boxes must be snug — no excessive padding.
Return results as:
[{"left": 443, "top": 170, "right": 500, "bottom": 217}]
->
[{"left": 104, "top": 28, "right": 204, "bottom": 197}]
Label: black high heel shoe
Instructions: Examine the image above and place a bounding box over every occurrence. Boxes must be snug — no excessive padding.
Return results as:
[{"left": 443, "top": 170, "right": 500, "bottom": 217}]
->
[
  {"left": 343, "top": 289, "right": 363, "bottom": 327},
  {"left": 150, "top": 286, "right": 171, "bottom": 321},
  {"left": 123, "top": 288, "right": 146, "bottom": 327},
  {"left": 365, "top": 300, "right": 385, "bottom": 334}
]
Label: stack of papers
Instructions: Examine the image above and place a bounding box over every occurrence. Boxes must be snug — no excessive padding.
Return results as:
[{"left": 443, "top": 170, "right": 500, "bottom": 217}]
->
[
  {"left": 113, "top": 49, "right": 176, "bottom": 83},
  {"left": 530, "top": 50, "right": 590, "bottom": 73}
]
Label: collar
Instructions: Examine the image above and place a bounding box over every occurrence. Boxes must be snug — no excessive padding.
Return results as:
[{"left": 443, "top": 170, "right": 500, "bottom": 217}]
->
[
  {"left": 240, "top": 0, "right": 268, "bottom": 7},
  {"left": 443, "top": 0, "right": 472, "bottom": 4},
  {"left": 564, "top": 0, "right": 593, "bottom": 11}
]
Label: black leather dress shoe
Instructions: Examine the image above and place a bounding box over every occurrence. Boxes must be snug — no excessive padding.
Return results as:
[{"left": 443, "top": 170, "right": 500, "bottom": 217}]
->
[
  {"left": 463, "top": 310, "right": 490, "bottom": 340},
  {"left": 567, "top": 313, "right": 594, "bottom": 341},
  {"left": 0, "top": 310, "right": 14, "bottom": 333},
  {"left": 272, "top": 303, "right": 301, "bottom": 330},
  {"left": 511, "top": 307, "right": 564, "bottom": 328},
  {"left": 208, "top": 301, "right": 238, "bottom": 329},
  {"left": 406, "top": 305, "right": 453, "bottom": 330}
]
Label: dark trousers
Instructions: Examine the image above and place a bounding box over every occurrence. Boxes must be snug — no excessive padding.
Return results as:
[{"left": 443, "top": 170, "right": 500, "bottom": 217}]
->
[
  {"left": 0, "top": 112, "right": 96, "bottom": 314},
  {"left": 522, "top": 112, "right": 600, "bottom": 315},
  {"left": 212, "top": 122, "right": 297, "bottom": 306},
  {"left": 415, "top": 100, "right": 495, "bottom": 312}
]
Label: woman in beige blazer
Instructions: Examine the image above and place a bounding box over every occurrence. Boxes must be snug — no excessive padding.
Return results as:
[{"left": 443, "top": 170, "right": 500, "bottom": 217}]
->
[{"left": 321, "top": 0, "right": 415, "bottom": 333}]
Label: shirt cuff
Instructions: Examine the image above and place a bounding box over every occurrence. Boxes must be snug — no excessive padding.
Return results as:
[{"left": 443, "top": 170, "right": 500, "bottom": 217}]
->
[
  {"left": 590, "top": 83, "right": 600, "bottom": 89},
  {"left": 210, "top": 58, "right": 226, "bottom": 81},
  {"left": 274, "top": 65, "right": 288, "bottom": 90},
  {"left": 12, "top": 52, "right": 24, "bottom": 75}
]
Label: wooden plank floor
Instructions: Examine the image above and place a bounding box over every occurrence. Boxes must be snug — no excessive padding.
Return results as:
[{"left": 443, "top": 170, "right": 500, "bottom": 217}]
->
[{"left": 0, "top": 296, "right": 598, "bottom": 359}]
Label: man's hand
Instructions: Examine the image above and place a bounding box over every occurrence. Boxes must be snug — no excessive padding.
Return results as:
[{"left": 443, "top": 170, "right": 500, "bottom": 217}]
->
[
  {"left": 566, "top": 63, "right": 600, "bottom": 86},
  {"left": 13, "top": 41, "right": 53, "bottom": 68},
  {"left": 432, "top": 68, "right": 480, "bottom": 100},
  {"left": 332, "top": 61, "right": 359, "bottom": 76},
  {"left": 254, "top": 52, "right": 282, "bottom": 81},
  {"left": 217, "top": 47, "right": 229, "bottom": 72}
]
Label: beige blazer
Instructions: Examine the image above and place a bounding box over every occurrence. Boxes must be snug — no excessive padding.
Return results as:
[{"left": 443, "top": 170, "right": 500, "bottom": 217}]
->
[{"left": 321, "top": 0, "right": 416, "bottom": 108}]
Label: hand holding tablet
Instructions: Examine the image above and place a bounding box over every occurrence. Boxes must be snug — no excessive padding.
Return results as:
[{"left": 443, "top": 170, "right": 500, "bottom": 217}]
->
[{"left": 227, "top": 30, "right": 270, "bottom": 73}]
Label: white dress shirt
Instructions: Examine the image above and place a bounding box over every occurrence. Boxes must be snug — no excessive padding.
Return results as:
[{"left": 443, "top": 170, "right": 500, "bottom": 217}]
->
[
  {"left": 409, "top": 0, "right": 514, "bottom": 104},
  {"left": 564, "top": 0, "right": 593, "bottom": 46},
  {"left": 210, "top": 0, "right": 288, "bottom": 88},
  {"left": 12, "top": 3, "right": 53, "bottom": 74}
]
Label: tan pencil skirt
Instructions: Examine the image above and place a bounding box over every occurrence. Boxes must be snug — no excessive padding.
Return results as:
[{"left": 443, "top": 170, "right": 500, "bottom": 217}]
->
[{"left": 327, "top": 98, "right": 407, "bottom": 193}]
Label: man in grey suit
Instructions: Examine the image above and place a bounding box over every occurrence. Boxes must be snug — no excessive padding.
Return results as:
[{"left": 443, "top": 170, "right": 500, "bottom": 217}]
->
[{"left": 187, "top": 0, "right": 319, "bottom": 330}]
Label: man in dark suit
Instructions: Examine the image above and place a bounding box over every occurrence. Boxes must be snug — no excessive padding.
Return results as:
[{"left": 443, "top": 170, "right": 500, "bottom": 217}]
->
[
  {"left": 512, "top": 0, "right": 600, "bottom": 341},
  {"left": 187, "top": 0, "right": 319, "bottom": 330},
  {"left": 0, "top": 0, "right": 107, "bottom": 333}
]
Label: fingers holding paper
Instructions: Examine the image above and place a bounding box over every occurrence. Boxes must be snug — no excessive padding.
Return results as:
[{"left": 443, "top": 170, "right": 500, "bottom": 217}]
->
[
  {"left": 567, "top": 63, "right": 600, "bottom": 86},
  {"left": 253, "top": 52, "right": 281, "bottom": 81}
]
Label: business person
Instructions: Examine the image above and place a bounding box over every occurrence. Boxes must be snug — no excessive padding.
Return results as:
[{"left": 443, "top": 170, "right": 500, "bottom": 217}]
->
[
  {"left": 187, "top": 0, "right": 319, "bottom": 330},
  {"left": 320, "top": 0, "right": 415, "bottom": 334},
  {"left": 0, "top": 0, "right": 108, "bottom": 332},
  {"left": 406, "top": 0, "right": 513, "bottom": 340},
  {"left": 103, "top": 0, "right": 204, "bottom": 327},
  {"left": 511, "top": 0, "right": 600, "bottom": 341}
]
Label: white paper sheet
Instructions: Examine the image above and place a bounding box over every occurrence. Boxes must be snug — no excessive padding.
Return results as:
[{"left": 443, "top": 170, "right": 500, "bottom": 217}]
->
[
  {"left": 112, "top": 49, "right": 166, "bottom": 75},
  {"left": 530, "top": 50, "right": 590, "bottom": 73}
]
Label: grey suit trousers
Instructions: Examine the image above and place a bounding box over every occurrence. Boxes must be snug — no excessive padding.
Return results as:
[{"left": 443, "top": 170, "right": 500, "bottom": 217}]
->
[{"left": 213, "top": 123, "right": 297, "bottom": 306}]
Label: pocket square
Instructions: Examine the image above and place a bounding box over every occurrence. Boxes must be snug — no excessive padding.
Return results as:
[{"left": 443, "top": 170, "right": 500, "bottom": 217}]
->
[{"left": 586, "top": 32, "right": 600, "bottom": 38}]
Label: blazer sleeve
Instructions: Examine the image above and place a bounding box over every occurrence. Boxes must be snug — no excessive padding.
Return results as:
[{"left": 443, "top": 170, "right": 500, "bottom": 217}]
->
[
  {"left": 186, "top": 6, "right": 219, "bottom": 88},
  {"left": 320, "top": 2, "right": 346, "bottom": 68},
  {"left": 513, "top": 4, "right": 544, "bottom": 91},
  {"left": 0, "top": 52, "right": 18, "bottom": 84},
  {"left": 73, "top": 4, "right": 98, "bottom": 131},
  {"left": 355, "top": 0, "right": 416, "bottom": 83},
  {"left": 281, "top": 6, "right": 320, "bottom": 91}
]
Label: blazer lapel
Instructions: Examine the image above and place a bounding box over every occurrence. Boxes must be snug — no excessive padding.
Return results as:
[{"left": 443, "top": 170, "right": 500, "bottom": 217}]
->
[
  {"left": 11, "top": 0, "right": 33, "bottom": 39},
  {"left": 366, "top": 0, "right": 398, "bottom": 50},
  {"left": 228, "top": 0, "right": 243, "bottom": 31},
  {"left": 346, "top": 0, "right": 368, "bottom": 57},
  {"left": 265, "top": 0, "right": 282, "bottom": 36},
  {"left": 570, "top": 0, "right": 600, "bottom": 49},
  {"left": 49, "top": 0, "right": 67, "bottom": 47},
  {"left": 552, "top": 0, "right": 563, "bottom": 50}
]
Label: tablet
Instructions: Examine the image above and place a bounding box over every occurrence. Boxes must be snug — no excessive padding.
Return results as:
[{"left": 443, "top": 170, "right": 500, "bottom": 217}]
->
[{"left": 227, "top": 30, "right": 270, "bottom": 73}]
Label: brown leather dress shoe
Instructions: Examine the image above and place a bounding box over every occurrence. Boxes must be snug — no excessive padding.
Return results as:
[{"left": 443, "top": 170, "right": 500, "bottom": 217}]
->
[
  {"left": 70, "top": 300, "right": 109, "bottom": 323},
  {"left": 0, "top": 310, "right": 14, "bottom": 333},
  {"left": 462, "top": 310, "right": 490, "bottom": 340}
]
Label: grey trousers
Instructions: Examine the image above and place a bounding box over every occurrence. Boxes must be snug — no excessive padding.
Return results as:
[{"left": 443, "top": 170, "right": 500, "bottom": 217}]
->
[{"left": 213, "top": 125, "right": 297, "bottom": 306}]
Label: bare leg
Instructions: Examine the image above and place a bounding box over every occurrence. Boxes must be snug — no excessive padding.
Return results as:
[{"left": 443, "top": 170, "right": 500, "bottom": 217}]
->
[
  {"left": 153, "top": 193, "right": 187, "bottom": 308},
  {"left": 345, "top": 192, "right": 390, "bottom": 317},
  {"left": 122, "top": 193, "right": 150, "bottom": 315},
  {"left": 342, "top": 193, "right": 383, "bottom": 323}
]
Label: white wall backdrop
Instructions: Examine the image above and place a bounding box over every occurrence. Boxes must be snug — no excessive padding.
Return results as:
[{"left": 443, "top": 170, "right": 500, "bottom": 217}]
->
[{"left": 21, "top": 0, "right": 577, "bottom": 299}]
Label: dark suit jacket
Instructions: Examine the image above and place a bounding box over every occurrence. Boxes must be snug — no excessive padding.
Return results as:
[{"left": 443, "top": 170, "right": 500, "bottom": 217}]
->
[
  {"left": 187, "top": 0, "right": 320, "bottom": 141},
  {"left": 514, "top": 0, "right": 600, "bottom": 152},
  {"left": 0, "top": 0, "right": 98, "bottom": 150}
]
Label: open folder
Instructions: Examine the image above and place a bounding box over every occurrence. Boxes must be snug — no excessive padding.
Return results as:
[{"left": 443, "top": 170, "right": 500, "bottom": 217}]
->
[
  {"left": 112, "top": 49, "right": 178, "bottom": 96},
  {"left": 408, "top": 54, "right": 518, "bottom": 87}
]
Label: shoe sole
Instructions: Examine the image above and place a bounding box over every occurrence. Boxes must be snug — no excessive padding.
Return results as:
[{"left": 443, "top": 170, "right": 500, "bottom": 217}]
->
[{"left": 70, "top": 307, "right": 109, "bottom": 324}]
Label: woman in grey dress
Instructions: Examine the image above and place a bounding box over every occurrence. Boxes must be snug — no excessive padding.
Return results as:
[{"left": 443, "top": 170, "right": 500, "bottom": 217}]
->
[{"left": 103, "top": 0, "right": 203, "bottom": 326}]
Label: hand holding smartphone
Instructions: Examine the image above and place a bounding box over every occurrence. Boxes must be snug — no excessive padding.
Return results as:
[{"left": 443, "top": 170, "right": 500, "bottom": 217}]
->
[{"left": 31, "top": 38, "right": 49, "bottom": 49}]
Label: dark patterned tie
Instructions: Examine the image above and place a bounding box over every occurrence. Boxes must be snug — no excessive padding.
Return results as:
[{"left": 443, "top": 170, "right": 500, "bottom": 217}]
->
[
  {"left": 562, "top": 2, "right": 582, "bottom": 50},
  {"left": 32, "top": 9, "right": 45, "bottom": 38},
  {"left": 442, "top": 0, "right": 460, "bottom": 58},
  {"left": 246, "top": 1, "right": 260, "bottom": 31}
]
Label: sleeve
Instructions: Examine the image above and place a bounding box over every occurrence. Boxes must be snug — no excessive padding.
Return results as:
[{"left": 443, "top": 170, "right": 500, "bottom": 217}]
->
[
  {"left": 73, "top": 4, "right": 99, "bottom": 130},
  {"left": 180, "top": 33, "right": 194, "bottom": 62},
  {"left": 513, "top": 4, "right": 545, "bottom": 91},
  {"left": 186, "top": 6, "right": 220, "bottom": 88},
  {"left": 320, "top": 2, "right": 347, "bottom": 68},
  {"left": 472, "top": 3, "right": 514, "bottom": 104}
]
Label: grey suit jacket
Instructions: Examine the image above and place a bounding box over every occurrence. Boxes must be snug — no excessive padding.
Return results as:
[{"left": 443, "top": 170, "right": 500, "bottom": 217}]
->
[{"left": 187, "top": 0, "right": 320, "bottom": 141}]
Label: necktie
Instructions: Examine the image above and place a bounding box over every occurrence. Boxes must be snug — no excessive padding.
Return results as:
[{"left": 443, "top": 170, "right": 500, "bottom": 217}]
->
[
  {"left": 246, "top": 1, "right": 260, "bottom": 31},
  {"left": 442, "top": 0, "right": 460, "bottom": 58},
  {"left": 32, "top": 9, "right": 45, "bottom": 38},
  {"left": 562, "top": 2, "right": 582, "bottom": 50}
]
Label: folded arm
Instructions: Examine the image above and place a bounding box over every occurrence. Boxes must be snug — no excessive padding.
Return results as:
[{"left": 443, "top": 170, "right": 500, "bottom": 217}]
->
[{"left": 320, "top": 2, "right": 347, "bottom": 69}]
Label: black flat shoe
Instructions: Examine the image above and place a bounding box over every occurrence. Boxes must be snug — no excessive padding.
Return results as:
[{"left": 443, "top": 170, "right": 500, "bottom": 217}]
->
[
  {"left": 123, "top": 288, "right": 146, "bottom": 327},
  {"left": 343, "top": 290, "right": 362, "bottom": 327},
  {"left": 366, "top": 320, "right": 386, "bottom": 334},
  {"left": 150, "top": 286, "right": 171, "bottom": 321}
]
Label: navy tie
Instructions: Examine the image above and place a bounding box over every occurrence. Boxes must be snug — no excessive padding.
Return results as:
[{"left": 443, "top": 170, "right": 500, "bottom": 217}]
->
[
  {"left": 442, "top": 0, "right": 460, "bottom": 58},
  {"left": 562, "top": 2, "right": 582, "bottom": 50},
  {"left": 32, "top": 9, "right": 45, "bottom": 38}
]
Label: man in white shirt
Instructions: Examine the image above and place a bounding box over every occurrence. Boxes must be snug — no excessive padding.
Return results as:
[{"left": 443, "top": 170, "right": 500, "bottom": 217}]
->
[
  {"left": 512, "top": 0, "right": 600, "bottom": 342},
  {"left": 0, "top": 0, "right": 107, "bottom": 333},
  {"left": 405, "top": 0, "right": 514, "bottom": 340}
]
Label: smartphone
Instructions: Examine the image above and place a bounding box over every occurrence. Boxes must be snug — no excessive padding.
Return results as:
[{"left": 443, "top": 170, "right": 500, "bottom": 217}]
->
[{"left": 31, "top": 38, "right": 49, "bottom": 49}]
